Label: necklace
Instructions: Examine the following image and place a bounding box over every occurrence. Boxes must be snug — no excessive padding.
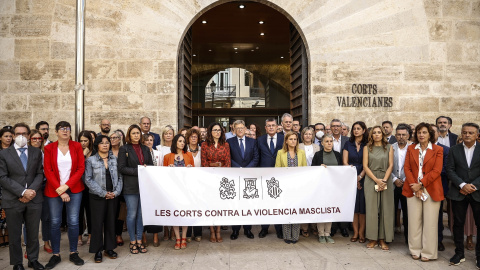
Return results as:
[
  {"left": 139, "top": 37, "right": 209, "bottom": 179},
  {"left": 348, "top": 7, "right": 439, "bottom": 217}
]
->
[{"left": 189, "top": 146, "right": 198, "bottom": 153}]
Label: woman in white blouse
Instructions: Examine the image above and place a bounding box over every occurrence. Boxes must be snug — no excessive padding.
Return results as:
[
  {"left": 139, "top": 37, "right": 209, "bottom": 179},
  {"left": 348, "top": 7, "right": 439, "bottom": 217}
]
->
[
  {"left": 156, "top": 125, "right": 175, "bottom": 168},
  {"left": 298, "top": 126, "right": 320, "bottom": 237}
]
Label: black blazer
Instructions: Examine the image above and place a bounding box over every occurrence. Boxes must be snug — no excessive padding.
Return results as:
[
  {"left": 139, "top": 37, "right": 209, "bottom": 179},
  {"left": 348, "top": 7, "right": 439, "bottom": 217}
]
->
[
  {"left": 227, "top": 136, "right": 259, "bottom": 168},
  {"left": 446, "top": 143, "right": 480, "bottom": 202},
  {"left": 118, "top": 144, "right": 153, "bottom": 195},
  {"left": 448, "top": 132, "right": 458, "bottom": 147},
  {"left": 311, "top": 149, "right": 342, "bottom": 167},
  {"left": 0, "top": 146, "right": 44, "bottom": 208},
  {"left": 257, "top": 133, "right": 284, "bottom": 167}
]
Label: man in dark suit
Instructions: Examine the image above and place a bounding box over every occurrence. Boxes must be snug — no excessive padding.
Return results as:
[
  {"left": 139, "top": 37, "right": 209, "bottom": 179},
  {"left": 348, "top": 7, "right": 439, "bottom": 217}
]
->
[
  {"left": 257, "top": 118, "right": 284, "bottom": 238},
  {"left": 140, "top": 116, "right": 160, "bottom": 149},
  {"left": 330, "top": 119, "right": 350, "bottom": 237},
  {"left": 227, "top": 120, "right": 259, "bottom": 240},
  {"left": 432, "top": 124, "right": 450, "bottom": 251},
  {"left": 0, "top": 123, "right": 45, "bottom": 270},
  {"left": 382, "top": 120, "right": 397, "bottom": 144},
  {"left": 436, "top": 116, "right": 458, "bottom": 147},
  {"left": 446, "top": 123, "right": 480, "bottom": 268}
]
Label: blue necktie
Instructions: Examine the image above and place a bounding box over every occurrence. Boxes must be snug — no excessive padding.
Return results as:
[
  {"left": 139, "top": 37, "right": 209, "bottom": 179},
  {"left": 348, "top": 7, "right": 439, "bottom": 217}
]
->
[
  {"left": 239, "top": 138, "right": 245, "bottom": 159},
  {"left": 18, "top": 148, "right": 27, "bottom": 171},
  {"left": 270, "top": 137, "right": 275, "bottom": 155}
]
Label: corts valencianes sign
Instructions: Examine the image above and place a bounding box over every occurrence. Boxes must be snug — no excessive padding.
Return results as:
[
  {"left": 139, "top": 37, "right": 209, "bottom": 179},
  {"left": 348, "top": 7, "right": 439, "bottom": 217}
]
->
[{"left": 337, "top": 84, "right": 393, "bottom": 108}]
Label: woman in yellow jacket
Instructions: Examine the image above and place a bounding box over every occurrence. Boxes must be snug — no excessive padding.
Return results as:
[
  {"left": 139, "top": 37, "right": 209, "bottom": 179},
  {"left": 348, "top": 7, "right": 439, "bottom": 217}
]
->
[{"left": 275, "top": 131, "right": 307, "bottom": 244}]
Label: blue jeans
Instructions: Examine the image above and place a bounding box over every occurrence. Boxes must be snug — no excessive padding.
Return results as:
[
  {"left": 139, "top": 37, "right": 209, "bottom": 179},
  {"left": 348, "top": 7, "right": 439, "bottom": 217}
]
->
[
  {"left": 124, "top": 194, "right": 143, "bottom": 241},
  {"left": 48, "top": 190, "right": 82, "bottom": 254}
]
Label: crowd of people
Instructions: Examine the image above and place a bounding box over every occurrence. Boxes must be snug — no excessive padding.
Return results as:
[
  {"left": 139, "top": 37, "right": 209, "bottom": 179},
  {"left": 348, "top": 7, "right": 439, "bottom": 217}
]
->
[{"left": 0, "top": 114, "right": 479, "bottom": 270}]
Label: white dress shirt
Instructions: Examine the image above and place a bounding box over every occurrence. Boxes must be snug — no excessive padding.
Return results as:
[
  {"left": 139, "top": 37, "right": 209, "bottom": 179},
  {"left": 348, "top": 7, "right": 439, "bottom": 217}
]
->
[
  {"left": 415, "top": 142, "right": 433, "bottom": 183},
  {"left": 437, "top": 133, "right": 450, "bottom": 147},
  {"left": 333, "top": 136, "right": 342, "bottom": 153},
  {"left": 268, "top": 134, "right": 278, "bottom": 150},
  {"left": 396, "top": 144, "right": 408, "bottom": 181},
  {"left": 57, "top": 148, "right": 72, "bottom": 186},
  {"left": 237, "top": 136, "right": 246, "bottom": 152},
  {"left": 460, "top": 142, "right": 477, "bottom": 189}
]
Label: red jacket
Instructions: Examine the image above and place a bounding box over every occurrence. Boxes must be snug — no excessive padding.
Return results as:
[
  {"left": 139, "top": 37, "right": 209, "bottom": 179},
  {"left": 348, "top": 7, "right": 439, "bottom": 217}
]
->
[
  {"left": 44, "top": 140, "right": 85, "bottom": 197},
  {"left": 163, "top": 152, "right": 195, "bottom": 167},
  {"left": 402, "top": 143, "right": 444, "bottom": 202}
]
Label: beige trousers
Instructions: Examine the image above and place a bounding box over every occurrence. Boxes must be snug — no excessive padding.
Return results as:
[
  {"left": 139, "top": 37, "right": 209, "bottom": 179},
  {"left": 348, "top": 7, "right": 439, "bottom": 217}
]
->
[
  {"left": 316, "top": 223, "right": 332, "bottom": 237},
  {"left": 407, "top": 188, "right": 440, "bottom": 259}
]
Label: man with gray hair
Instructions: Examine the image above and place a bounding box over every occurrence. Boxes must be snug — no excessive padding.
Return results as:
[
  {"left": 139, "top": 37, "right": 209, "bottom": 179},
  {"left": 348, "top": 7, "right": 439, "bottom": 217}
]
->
[
  {"left": 281, "top": 113, "right": 293, "bottom": 134},
  {"left": 140, "top": 116, "right": 160, "bottom": 148},
  {"left": 341, "top": 123, "right": 350, "bottom": 137}
]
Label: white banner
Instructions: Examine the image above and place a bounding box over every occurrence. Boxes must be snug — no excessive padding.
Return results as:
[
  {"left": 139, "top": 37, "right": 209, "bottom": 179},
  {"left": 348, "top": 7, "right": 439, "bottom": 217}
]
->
[{"left": 138, "top": 166, "right": 357, "bottom": 226}]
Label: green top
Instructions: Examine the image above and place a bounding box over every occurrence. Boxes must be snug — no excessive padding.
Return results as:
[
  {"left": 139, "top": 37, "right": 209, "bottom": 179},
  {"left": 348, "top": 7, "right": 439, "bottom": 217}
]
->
[{"left": 323, "top": 150, "right": 338, "bottom": 166}]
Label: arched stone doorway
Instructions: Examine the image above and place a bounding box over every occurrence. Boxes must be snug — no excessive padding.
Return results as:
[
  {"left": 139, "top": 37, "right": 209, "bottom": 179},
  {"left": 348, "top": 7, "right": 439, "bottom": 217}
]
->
[{"left": 178, "top": 1, "right": 309, "bottom": 130}]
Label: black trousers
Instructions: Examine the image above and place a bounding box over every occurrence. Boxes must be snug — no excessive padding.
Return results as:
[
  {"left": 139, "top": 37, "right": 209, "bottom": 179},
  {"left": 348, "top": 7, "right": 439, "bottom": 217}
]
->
[
  {"left": 451, "top": 195, "right": 480, "bottom": 257},
  {"left": 89, "top": 194, "right": 118, "bottom": 253},
  {"left": 261, "top": 224, "right": 282, "bottom": 234},
  {"left": 5, "top": 202, "right": 42, "bottom": 265},
  {"left": 438, "top": 200, "right": 444, "bottom": 243},
  {"left": 394, "top": 186, "right": 408, "bottom": 243},
  {"left": 186, "top": 226, "right": 202, "bottom": 238},
  {"left": 114, "top": 195, "right": 124, "bottom": 236},
  {"left": 79, "top": 187, "right": 92, "bottom": 235},
  {"left": 232, "top": 225, "right": 252, "bottom": 231}
]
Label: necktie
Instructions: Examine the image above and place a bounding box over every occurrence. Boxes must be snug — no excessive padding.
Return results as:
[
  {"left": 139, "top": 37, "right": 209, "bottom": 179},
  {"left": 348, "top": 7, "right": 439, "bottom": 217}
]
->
[
  {"left": 239, "top": 138, "right": 245, "bottom": 159},
  {"left": 270, "top": 137, "right": 275, "bottom": 155},
  {"left": 18, "top": 148, "right": 27, "bottom": 171}
]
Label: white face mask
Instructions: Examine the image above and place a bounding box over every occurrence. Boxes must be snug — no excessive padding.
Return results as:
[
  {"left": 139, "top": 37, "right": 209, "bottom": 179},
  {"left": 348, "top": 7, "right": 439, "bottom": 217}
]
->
[
  {"left": 15, "top": 135, "right": 27, "bottom": 148},
  {"left": 315, "top": 131, "right": 324, "bottom": 140}
]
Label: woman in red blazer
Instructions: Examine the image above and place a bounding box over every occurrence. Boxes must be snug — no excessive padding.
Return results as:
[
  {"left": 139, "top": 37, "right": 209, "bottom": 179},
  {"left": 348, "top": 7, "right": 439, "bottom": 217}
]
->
[
  {"left": 163, "top": 134, "right": 194, "bottom": 250},
  {"left": 43, "top": 121, "right": 85, "bottom": 268},
  {"left": 403, "top": 122, "right": 444, "bottom": 262}
]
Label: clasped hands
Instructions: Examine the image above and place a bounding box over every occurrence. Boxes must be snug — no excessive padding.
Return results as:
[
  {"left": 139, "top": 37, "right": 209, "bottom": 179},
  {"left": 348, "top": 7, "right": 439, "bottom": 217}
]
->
[
  {"left": 409, "top": 182, "right": 425, "bottom": 199},
  {"left": 375, "top": 178, "right": 387, "bottom": 191},
  {"left": 105, "top": 191, "right": 116, "bottom": 200},
  {"left": 460, "top": 184, "right": 477, "bottom": 195},
  {"left": 18, "top": 189, "right": 36, "bottom": 203}
]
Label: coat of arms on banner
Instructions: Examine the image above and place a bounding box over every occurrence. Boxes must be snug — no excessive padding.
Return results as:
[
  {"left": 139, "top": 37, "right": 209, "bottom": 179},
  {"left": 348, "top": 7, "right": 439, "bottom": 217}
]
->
[
  {"left": 266, "top": 177, "right": 282, "bottom": 199},
  {"left": 243, "top": 178, "right": 259, "bottom": 199},
  {"left": 219, "top": 177, "right": 236, "bottom": 200}
]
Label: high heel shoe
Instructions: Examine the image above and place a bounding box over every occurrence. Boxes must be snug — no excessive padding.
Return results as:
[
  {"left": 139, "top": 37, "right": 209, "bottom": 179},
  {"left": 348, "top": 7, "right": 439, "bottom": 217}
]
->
[
  {"left": 216, "top": 231, "right": 223, "bottom": 243},
  {"left": 174, "top": 239, "right": 181, "bottom": 250},
  {"left": 209, "top": 232, "right": 216, "bottom": 243},
  {"left": 180, "top": 238, "right": 187, "bottom": 249}
]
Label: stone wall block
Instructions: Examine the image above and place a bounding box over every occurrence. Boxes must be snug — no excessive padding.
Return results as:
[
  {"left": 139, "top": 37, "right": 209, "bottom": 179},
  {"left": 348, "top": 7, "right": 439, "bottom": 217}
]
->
[
  {"left": 0, "top": 60, "right": 20, "bottom": 80},
  {"left": 423, "top": 0, "right": 441, "bottom": 17},
  {"left": 43, "top": 81, "right": 74, "bottom": 93},
  {"left": 85, "top": 45, "right": 118, "bottom": 59},
  {"left": 157, "top": 80, "right": 175, "bottom": 94},
  {"left": 90, "top": 111, "right": 157, "bottom": 126},
  {"left": 118, "top": 61, "right": 153, "bottom": 79},
  {"left": 53, "top": 4, "right": 75, "bottom": 25},
  {"left": 400, "top": 97, "right": 439, "bottom": 112},
  {"left": 28, "top": 94, "right": 59, "bottom": 110},
  {"left": 428, "top": 20, "right": 452, "bottom": 41},
  {"left": 124, "top": 81, "right": 147, "bottom": 94},
  {"left": 445, "top": 64, "right": 480, "bottom": 82},
  {"left": 33, "top": 111, "right": 75, "bottom": 130},
  {"left": 464, "top": 43, "right": 480, "bottom": 62},
  {"left": 454, "top": 21, "right": 480, "bottom": 41},
  {"left": 0, "top": 112, "right": 32, "bottom": 126},
  {"left": 442, "top": 0, "right": 471, "bottom": 18},
  {"left": 0, "top": 38, "right": 14, "bottom": 60},
  {"left": 473, "top": 1, "right": 480, "bottom": 18},
  {"left": 387, "top": 84, "right": 430, "bottom": 95},
  {"left": 154, "top": 61, "right": 175, "bottom": 80},
  {"left": 51, "top": 42, "right": 75, "bottom": 59},
  {"left": 85, "top": 14, "right": 118, "bottom": 32},
  {"left": 429, "top": 42, "right": 447, "bottom": 62},
  {"left": 8, "top": 81, "right": 40, "bottom": 93},
  {"left": 15, "top": 39, "right": 49, "bottom": 59},
  {"left": 441, "top": 97, "right": 480, "bottom": 111},
  {"left": 147, "top": 82, "right": 157, "bottom": 94},
  {"left": 20, "top": 61, "right": 67, "bottom": 80},
  {"left": 404, "top": 64, "right": 443, "bottom": 81},
  {"left": 431, "top": 83, "right": 471, "bottom": 96},
  {"left": 10, "top": 15, "right": 51, "bottom": 37},
  {"left": 0, "top": 16, "right": 11, "bottom": 37},
  {"left": 447, "top": 42, "right": 463, "bottom": 62},
  {"left": 330, "top": 65, "right": 403, "bottom": 82},
  {"left": 15, "top": 0, "right": 56, "bottom": 14},
  {"left": 1, "top": 94, "right": 27, "bottom": 111},
  {"left": 0, "top": 1, "right": 15, "bottom": 14},
  {"left": 60, "top": 94, "right": 75, "bottom": 110},
  {"left": 85, "top": 93, "right": 143, "bottom": 110},
  {"left": 86, "top": 81, "right": 122, "bottom": 92},
  {"left": 85, "top": 61, "right": 117, "bottom": 80},
  {"left": 156, "top": 95, "right": 176, "bottom": 111}
]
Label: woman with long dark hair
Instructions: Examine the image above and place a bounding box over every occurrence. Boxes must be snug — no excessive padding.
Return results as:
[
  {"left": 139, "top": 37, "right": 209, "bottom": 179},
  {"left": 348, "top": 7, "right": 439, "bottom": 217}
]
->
[{"left": 201, "top": 122, "right": 231, "bottom": 243}]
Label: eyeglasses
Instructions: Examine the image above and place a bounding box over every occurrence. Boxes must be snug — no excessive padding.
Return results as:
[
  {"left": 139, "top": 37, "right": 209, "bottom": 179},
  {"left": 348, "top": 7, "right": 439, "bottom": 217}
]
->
[
  {"left": 58, "top": 127, "right": 71, "bottom": 132},
  {"left": 110, "top": 136, "right": 120, "bottom": 140},
  {"left": 31, "top": 137, "right": 43, "bottom": 142},
  {"left": 190, "top": 136, "right": 198, "bottom": 139},
  {"left": 212, "top": 129, "right": 222, "bottom": 132},
  {"left": 266, "top": 125, "right": 277, "bottom": 128}
]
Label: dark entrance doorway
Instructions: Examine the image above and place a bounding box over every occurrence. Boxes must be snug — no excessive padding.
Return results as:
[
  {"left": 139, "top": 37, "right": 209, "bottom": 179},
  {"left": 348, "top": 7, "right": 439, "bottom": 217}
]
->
[{"left": 178, "top": 1, "right": 308, "bottom": 132}]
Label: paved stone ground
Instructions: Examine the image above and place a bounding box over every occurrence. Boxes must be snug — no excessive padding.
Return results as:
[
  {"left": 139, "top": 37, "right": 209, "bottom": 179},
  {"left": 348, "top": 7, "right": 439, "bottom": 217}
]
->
[{"left": 0, "top": 224, "right": 477, "bottom": 270}]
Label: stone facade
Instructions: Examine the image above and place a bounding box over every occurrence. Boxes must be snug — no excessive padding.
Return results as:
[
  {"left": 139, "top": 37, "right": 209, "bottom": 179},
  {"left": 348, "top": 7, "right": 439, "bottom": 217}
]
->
[{"left": 0, "top": 0, "right": 479, "bottom": 140}]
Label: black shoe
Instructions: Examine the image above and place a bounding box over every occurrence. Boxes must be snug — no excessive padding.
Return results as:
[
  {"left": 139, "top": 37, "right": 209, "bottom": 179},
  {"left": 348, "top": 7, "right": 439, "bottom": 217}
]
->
[
  {"left": 69, "top": 252, "right": 84, "bottom": 266},
  {"left": 244, "top": 230, "right": 254, "bottom": 239},
  {"left": 94, "top": 251, "right": 102, "bottom": 263},
  {"left": 104, "top": 250, "right": 117, "bottom": 259},
  {"left": 13, "top": 265, "right": 25, "bottom": 270},
  {"left": 438, "top": 242, "right": 445, "bottom": 251},
  {"left": 27, "top": 260, "right": 44, "bottom": 270},
  {"left": 291, "top": 240, "right": 298, "bottom": 244},
  {"left": 276, "top": 232, "right": 283, "bottom": 239},
  {"left": 449, "top": 253, "right": 465, "bottom": 266},
  {"left": 330, "top": 228, "right": 337, "bottom": 237},
  {"left": 45, "top": 255, "right": 61, "bottom": 270},
  {"left": 284, "top": 239, "right": 291, "bottom": 244},
  {"left": 221, "top": 226, "right": 228, "bottom": 230},
  {"left": 258, "top": 229, "right": 268, "bottom": 238},
  {"left": 230, "top": 231, "right": 239, "bottom": 240},
  {"left": 341, "top": 228, "right": 349, "bottom": 237},
  {"left": 476, "top": 256, "right": 480, "bottom": 269}
]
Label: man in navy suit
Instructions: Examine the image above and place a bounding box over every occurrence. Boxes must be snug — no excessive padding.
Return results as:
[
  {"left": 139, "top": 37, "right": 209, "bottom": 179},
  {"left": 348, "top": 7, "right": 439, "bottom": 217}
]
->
[
  {"left": 257, "top": 118, "right": 284, "bottom": 238},
  {"left": 227, "top": 120, "right": 259, "bottom": 240},
  {"left": 140, "top": 117, "right": 160, "bottom": 149},
  {"left": 436, "top": 116, "right": 458, "bottom": 147}
]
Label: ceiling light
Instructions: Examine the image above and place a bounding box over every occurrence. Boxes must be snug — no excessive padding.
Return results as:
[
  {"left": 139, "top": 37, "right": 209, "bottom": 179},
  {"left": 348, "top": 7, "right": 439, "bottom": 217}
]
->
[
  {"left": 256, "top": 47, "right": 259, "bottom": 49},
  {"left": 259, "top": 21, "right": 264, "bottom": 24},
  {"left": 193, "top": 54, "right": 196, "bottom": 56},
  {"left": 234, "top": 47, "right": 238, "bottom": 50},
  {"left": 260, "top": 33, "right": 265, "bottom": 36},
  {"left": 201, "top": 20, "right": 207, "bottom": 24},
  {"left": 239, "top": 4, "right": 245, "bottom": 8},
  {"left": 280, "top": 56, "right": 284, "bottom": 59},
  {"left": 251, "top": 50, "right": 254, "bottom": 52},
  {"left": 208, "top": 49, "right": 212, "bottom": 52}
]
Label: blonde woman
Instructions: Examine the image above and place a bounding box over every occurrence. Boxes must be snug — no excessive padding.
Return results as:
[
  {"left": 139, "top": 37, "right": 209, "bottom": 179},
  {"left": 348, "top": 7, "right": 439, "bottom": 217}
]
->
[{"left": 275, "top": 131, "right": 307, "bottom": 244}]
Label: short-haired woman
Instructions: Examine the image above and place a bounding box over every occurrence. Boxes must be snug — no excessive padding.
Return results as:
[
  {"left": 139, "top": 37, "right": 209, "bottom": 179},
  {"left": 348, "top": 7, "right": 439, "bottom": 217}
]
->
[
  {"left": 403, "top": 122, "right": 444, "bottom": 261},
  {"left": 343, "top": 121, "right": 368, "bottom": 243},
  {"left": 85, "top": 135, "right": 123, "bottom": 263},
  {"left": 0, "top": 128, "right": 13, "bottom": 150},
  {"left": 275, "top": 131, "right": 307, "bottom": 244},
  {"left": 363, "top": 126, "right": 394, "bottom": 250},
  {"left": 163, "top": 134, "right": 194, "bottom": 249},
  {"left": 118, "top": 124, "right": 153, "bottom": 254},
  {"left": 110, "top": 130, "right": 123, "bottom": 157},
  {"left": 44, "top": 121, "right": 85, "bottom": 268},
  {"left": 312, "top": 134, "right": 342, "bottom": 244},
  {"left": 157, "top": 125, "right": 175, "bottom": 241},
  {"left": 201, "top": 122, "right": 231, "bottom": 243},
  {"left": 185, "top": 129, "right": 203, "bottom": 242}
]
